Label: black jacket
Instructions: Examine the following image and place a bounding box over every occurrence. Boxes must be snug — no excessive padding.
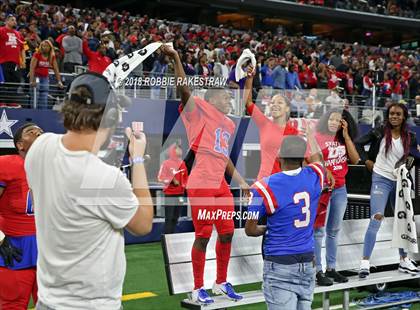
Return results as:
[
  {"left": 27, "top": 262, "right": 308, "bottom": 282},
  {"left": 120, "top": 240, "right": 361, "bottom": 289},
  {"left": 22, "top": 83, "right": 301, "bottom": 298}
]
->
[{"left": 355, "top": 125, "right": 419, "bottom": 164}]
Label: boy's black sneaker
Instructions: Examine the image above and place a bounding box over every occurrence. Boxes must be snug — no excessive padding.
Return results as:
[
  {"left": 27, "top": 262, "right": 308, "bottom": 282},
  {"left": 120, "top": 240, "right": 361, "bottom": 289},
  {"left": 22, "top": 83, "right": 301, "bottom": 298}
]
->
[
  {"left": 325, "top": 269, "right": 349, "bottom": 283},
  {"left": 316, "top": 271, "right": 333, "bottom": 286}
]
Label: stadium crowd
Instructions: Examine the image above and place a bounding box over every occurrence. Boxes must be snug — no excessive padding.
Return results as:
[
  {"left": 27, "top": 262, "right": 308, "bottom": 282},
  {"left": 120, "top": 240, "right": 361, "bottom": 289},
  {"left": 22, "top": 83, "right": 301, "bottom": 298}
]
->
[
  {"left": 297, "top": 0, "right": 420, "bottom": 18},
  {"left": 0, "top": 0, "right": 419, "bottom": 112}
]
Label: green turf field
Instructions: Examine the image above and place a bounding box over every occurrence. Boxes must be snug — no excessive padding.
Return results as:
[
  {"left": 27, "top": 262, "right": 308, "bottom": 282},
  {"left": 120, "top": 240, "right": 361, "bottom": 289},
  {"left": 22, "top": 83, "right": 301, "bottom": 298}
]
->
[{"left": 122, "top": 243, "right": 420, "bottom": 310}]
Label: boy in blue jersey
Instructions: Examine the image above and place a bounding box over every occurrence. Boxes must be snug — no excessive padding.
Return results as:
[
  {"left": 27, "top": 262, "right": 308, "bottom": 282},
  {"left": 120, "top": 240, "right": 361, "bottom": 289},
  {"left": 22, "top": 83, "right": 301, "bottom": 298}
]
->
[{"left": 245, "top": 135, "right": 325, "bottom": 310}]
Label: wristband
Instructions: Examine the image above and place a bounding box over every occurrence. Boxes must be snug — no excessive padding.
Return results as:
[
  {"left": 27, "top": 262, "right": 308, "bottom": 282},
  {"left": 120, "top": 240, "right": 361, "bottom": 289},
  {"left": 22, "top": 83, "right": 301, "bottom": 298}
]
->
[
  {"left": 0, "top": 230, "right": 5, "bottom": 243},
  {"left": 131, "top": 156, "right": 145, "bottom": 165}
]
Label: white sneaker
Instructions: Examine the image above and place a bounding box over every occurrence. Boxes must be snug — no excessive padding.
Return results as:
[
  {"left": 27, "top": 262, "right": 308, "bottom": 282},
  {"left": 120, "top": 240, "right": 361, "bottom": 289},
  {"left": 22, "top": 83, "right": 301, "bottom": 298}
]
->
[
  {"left": 399, "top": 257, "right": 419, "bottom": 275},
  {"left": 359, "top": 259, "right": 370, "bottom": 278}
]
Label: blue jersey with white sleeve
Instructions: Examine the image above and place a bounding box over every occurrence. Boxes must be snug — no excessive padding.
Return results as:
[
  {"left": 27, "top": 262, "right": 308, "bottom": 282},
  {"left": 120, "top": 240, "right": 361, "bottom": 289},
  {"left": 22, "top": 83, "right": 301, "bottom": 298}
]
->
[{"left": 248, "top": 163, "right": 324, "bottom": 257}]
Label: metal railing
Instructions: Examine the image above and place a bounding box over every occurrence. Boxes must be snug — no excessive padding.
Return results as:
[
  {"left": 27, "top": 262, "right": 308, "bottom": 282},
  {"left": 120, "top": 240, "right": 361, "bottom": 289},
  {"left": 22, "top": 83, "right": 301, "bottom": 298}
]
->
[
  {"left": 0, "top": 81, "right": 66, "bottom": 109},
  {"left": 0, "top": 72, "right": 418, "bottom": 127}
]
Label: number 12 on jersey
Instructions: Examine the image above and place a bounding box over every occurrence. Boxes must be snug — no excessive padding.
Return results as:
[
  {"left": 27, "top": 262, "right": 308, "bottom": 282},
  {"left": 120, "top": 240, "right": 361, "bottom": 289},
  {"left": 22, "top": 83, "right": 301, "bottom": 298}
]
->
[{"left": 214, "top": 128, "right": 231, "bottom": 157}]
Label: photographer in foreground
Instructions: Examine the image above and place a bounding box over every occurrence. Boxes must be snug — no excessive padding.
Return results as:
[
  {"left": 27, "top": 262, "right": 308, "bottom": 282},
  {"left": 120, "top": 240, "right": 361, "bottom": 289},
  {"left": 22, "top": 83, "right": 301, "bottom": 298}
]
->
[{"left": 25, "top": 72, "right": 153, "bottom": 310}]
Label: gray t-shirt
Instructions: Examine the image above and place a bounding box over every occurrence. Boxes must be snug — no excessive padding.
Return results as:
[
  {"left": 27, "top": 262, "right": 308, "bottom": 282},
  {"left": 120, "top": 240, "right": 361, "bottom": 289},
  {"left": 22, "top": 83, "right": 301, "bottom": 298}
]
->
[
  {"left": 62, "top": 35, "right": 83, "bottom": 64},
  {"left": 25, "top": 133, "right": 138, "bottom": 310}
]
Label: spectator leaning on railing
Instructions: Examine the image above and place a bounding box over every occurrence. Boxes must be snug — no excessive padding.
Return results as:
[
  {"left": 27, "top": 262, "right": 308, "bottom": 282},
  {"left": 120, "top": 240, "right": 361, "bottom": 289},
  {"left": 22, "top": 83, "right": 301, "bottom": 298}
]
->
[{"left": 29, "top": 40, "right": 63, "bottom": 109}]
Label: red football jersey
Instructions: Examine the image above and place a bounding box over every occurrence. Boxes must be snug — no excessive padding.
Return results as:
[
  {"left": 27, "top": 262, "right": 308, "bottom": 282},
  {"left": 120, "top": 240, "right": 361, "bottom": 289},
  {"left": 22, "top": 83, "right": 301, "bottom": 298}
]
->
[
  {"left": 0, "top": 155, "right": 35, "bottom": 236},
  {"left": 179, "top": 97, "right": 235, "bottom": 188},
  {"left": 0, "top": 27, "right": 24, "bottom": 65},
  {"left": 315, "top": 132, "right": 348, "bottom": 188},
  {"left": 247, "top": 103, "right": 299, "bottom": 179}
]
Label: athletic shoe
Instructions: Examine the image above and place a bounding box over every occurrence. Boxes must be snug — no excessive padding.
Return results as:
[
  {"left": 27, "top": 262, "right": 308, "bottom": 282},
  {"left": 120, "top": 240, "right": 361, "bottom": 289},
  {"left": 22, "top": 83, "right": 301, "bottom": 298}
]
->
[
  {"left": 212, "top": 282, "right": 243, "bottom": 301},
  {"left": 359, "top": 259, "right": 370, "bottom": 278},
  {"left": 316, "top": 271, "right": 333, "bottom": 286},
  {"left": 325, "top": 269, "right": 349, "bottom": 283},
  {"left": 399, "top": 257, "right": 419, "bottom": 275},
  {"left": 408, "top": 259, "right": 419, "bottom": 271},
  {"left": 190, "top": 287, "right": 214, "bottom": 305}
]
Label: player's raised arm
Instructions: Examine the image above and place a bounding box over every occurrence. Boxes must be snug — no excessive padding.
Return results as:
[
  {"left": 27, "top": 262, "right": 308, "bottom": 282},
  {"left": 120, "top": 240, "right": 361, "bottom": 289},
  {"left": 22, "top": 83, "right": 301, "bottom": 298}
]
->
[
  {"left": 161, "top": 45, "right": 195, "bottom": 112},
  {"left": 243, "top": 65, "right": 255, "bottom": 110}
]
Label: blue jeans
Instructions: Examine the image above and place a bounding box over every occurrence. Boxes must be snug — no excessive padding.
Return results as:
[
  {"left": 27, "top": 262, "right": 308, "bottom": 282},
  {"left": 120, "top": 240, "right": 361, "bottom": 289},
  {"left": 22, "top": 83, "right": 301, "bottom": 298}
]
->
[
  {"left": 314, "top": 185, "right": 348, "bottom": 272},
  {"left": 363, "top": 172, "right": 407, "bottom": 258},
  {"left": 263, "top": 260, "right": 315, "bottom": 310},
  {"left": 31, "top": 77, "right": 50, "bottom": 109}
]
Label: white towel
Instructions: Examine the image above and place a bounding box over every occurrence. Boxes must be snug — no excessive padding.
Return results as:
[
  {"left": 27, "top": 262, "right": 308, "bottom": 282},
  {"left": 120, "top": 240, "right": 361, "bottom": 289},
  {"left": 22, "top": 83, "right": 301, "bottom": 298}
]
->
[
  {"left": 235, "top": 49, "right": 256, "bottom": 82},
  {"left": 392, "top": 164, "right": 418, "bottom": 253},
  {"left": 103, "top": 42, "right": 173, "bottom": 89}
]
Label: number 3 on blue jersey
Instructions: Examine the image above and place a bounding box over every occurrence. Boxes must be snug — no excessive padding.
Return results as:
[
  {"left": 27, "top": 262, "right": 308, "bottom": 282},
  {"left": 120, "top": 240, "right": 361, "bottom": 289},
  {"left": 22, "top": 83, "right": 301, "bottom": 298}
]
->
[
  {"left": 214, "top": 128, "right": 231, "bottom": 157},
  {"left": 26, "top": 190, "right": 34, "bottom": 216},
  {"left": 294, "top": 192, "right": 310, "bottom": 228}
]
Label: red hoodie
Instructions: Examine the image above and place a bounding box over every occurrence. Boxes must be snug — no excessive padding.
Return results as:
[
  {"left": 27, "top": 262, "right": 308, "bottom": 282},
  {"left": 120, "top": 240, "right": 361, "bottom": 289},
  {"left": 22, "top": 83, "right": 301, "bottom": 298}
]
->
[
  {"left": 158, "top": 145, "right": 188, "bottom": 195},
  {"left": 82, "top": 40, "right": 112, "bottom": 74}
]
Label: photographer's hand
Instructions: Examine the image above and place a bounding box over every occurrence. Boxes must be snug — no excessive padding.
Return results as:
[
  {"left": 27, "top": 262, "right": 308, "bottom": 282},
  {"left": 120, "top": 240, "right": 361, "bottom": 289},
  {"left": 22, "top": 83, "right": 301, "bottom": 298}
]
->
[{"left": 126, "top": 127, "right": 146, "bottom": 159}]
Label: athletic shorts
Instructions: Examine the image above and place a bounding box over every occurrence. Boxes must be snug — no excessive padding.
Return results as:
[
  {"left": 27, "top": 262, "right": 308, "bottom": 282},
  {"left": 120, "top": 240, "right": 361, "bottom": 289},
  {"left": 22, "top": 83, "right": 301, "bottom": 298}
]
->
[{"left": 188, "top": 181, "right": 235, "bottom": 238}]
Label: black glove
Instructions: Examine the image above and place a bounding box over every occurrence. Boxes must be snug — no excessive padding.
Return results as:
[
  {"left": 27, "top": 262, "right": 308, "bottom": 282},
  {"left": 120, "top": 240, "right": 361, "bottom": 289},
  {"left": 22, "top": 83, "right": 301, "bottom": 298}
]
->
[{"left": 0, "top": 236, "right": 23, "bottom": 267}]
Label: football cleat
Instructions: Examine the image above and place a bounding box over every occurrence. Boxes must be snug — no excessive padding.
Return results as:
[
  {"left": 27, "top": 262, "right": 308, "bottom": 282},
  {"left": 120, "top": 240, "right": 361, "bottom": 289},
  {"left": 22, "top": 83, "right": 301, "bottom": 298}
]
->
[
  {"left": 212, "top": 282, "right": 243, "bottom": 301},
  {"left": 190, "top": 287, "right": 214, "bottom": 305}
]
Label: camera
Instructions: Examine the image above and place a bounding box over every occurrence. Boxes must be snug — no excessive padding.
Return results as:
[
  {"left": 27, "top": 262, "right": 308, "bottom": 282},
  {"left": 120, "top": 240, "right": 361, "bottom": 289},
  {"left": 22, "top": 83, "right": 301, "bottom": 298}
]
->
[{"left": 100, "top": 125, "right": 129, "bottom": 167}]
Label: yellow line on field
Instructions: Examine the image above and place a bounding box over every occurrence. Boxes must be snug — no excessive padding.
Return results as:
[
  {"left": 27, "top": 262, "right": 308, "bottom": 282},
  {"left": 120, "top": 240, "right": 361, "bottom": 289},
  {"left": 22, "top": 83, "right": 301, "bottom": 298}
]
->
[
  {"left": 28, "top": 291, "right": 157, "bottom": 309},
  {"left": 122, "top": 291, "right": 157, "bottom": 301}
]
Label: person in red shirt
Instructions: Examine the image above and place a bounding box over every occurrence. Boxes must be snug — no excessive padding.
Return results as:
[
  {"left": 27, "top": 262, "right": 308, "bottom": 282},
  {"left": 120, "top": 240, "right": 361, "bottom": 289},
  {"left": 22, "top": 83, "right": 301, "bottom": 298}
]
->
[
  {"left": 82, "top": 39, "right": 112, "bottom": 74},
  {"left": 245, "top": 93, "right": 300, "bottom": 179},
  {"left": 158, "top": 143, "right": 188, "bottom": 234},
  {"left": 380, "top": 73, "right": 393, "bottom": 97},
  {"left": 55, "top": 31, "right": 67, "bottom": 59},
  {"left": 244, "top": 66, "right": 315, "bottom": 180},
  {"left": 313, "top": 109, "right": 359, "bottom": 286},
  {"left": 0, "top": 15, "right": 25, "bottom": 105},
  {"left": 29, "top": 40, "right": 63, "bottom": 109},
  {"left": 0, "top": 123, "right": 43, "bottom": 310},
  {"left": 161, "top": 45, "right": 249, "bottom": 304}
]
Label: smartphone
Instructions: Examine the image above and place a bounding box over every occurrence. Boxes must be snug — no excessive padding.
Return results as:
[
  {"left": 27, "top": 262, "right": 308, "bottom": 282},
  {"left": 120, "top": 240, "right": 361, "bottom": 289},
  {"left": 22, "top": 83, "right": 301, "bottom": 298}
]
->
[{"left": 132, "top": 121, "right": 143, "bottom": 135}]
